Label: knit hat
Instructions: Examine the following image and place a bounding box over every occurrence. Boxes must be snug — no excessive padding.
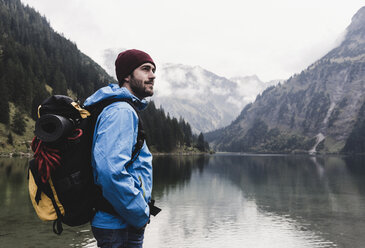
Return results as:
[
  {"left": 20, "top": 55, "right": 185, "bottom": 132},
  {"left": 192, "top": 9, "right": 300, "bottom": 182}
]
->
[{"left": 115, "top": 49, "right": 155, "bottom": 82}]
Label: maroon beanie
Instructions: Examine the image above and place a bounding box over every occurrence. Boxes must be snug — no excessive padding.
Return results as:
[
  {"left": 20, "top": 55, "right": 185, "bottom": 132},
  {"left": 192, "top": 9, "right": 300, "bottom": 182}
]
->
[{"left": 115, "top": 49, "right": 155, "bottom": 82}]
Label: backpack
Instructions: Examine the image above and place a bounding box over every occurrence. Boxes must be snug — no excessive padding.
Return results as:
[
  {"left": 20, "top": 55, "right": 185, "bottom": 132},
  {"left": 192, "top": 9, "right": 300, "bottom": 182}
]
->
[{"left": 28, "top": 95, "right": 145, "bottom": 235}]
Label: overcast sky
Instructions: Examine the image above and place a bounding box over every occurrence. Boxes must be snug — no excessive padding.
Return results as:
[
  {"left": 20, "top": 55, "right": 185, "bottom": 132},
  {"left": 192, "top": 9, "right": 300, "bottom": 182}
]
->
[{"left": 20, "top": 0, "right": 364, "bottom": 82}]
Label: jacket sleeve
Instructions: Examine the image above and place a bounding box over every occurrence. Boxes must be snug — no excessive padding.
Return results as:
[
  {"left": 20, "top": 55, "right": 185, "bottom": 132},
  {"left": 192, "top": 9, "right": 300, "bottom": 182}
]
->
[{"left": 92, "top": 104, "right": 150, "bottom": 229}]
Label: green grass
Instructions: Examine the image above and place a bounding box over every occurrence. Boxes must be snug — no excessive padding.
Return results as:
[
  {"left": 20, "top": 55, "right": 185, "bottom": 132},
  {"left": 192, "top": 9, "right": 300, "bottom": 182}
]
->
[
  {"left": 0, "top": 103, "right": 35, "bottom": 156},
  {"left": 0, "top": 85, "right": 77, "bottom": 156}
]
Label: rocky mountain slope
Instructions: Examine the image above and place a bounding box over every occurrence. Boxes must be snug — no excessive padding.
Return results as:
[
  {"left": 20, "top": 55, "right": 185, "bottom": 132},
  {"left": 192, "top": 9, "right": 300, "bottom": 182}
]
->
[
  {"left": 206, "top": 6, "right": 365, "bottom": 154},
  {"left": 152, "top": 64, "right": 279, "bottom": 133}
]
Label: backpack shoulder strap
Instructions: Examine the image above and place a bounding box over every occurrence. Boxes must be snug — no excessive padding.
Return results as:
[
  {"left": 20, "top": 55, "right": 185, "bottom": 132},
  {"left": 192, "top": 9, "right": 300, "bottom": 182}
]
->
[
  {"left": 85, "top": 98, "right": 145, "bottom": 165},
  {"left": 84, "top": 98, "right": 146, "bottom": 216}
]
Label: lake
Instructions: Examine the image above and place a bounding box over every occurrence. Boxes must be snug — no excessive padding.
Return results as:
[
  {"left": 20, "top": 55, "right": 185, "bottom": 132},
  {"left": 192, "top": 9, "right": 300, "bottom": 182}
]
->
[{"left": 1, "top": 154, "right": 365, "bottom": 248}]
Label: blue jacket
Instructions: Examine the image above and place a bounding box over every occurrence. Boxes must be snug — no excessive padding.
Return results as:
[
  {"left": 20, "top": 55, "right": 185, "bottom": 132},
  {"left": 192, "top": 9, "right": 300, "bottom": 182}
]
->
[{"left": 84, "top": 84, "right": 152, "bottom": 229}]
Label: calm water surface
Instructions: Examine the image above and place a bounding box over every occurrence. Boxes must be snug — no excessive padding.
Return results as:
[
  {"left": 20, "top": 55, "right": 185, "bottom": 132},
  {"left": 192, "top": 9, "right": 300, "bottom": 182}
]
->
[{"left": 1, "top": 154, "right": 365, "bottom": 248}]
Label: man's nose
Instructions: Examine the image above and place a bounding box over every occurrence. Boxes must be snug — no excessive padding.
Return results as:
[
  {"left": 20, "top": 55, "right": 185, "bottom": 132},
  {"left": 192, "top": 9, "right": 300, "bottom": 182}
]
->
[{"left": 149, "top": 70, "right": 156, "bottom": 79}]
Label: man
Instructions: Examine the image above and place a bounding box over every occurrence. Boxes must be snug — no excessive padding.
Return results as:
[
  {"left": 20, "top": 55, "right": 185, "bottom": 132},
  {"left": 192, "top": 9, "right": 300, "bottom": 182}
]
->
[{"left": 83, "top": 49, "right": 156, "bottom": 248}]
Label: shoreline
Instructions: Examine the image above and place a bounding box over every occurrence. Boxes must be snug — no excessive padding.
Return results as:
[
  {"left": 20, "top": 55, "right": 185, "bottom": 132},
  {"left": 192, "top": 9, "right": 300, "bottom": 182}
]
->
[
  {"left": 1, "top": 150, "right": 363, "bottom": 159},
  {"left": 0, "top": 151, "right": 213, "bottom": 158}
]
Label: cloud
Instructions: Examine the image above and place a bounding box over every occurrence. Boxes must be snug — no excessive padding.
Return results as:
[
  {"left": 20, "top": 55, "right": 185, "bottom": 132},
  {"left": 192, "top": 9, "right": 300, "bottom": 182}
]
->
[{"left": 21, "top": 0, "right": 365, "bottom": 82}]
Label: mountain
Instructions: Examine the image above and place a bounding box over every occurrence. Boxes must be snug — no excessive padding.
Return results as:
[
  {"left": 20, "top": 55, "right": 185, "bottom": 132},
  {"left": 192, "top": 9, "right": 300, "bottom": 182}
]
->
[
  {"left": 206, "top": 6, "right": 365, "bottom": 154},
  {"left": 0, "top": 0, "right": 199, "bottom": 154},
  {"left": 229, "top": 76, "right": 281, "bottom": 104},
  {"left": 0, "top": 0, "right": 114, "bottom": 122},
  {"left": 101, "top": 49, "right": 280, "bottom": 134},
  {"left": 152, "top": 64, "right": 279, "bottom": 133}
]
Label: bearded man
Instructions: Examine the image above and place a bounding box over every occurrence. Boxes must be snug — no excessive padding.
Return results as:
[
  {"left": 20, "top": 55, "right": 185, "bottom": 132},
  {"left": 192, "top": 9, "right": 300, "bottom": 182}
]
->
[{"left": 84, "top": 49, "right": 156, "bottom": 248}]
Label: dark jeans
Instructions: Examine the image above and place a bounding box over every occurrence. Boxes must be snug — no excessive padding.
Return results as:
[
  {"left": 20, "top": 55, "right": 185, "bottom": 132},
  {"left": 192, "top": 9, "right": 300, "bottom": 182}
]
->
[{"left": 92, "top": 226, "right": 145, "bottom": 248}]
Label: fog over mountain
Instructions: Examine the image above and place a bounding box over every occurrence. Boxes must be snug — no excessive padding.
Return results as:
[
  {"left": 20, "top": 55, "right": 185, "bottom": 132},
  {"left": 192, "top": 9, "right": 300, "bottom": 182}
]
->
[
  {"left": 153, "top": 64, "right": 280, "bottom": 133},
  {"left": 102, "top": 50, "right": 279, "bottom": 133}
]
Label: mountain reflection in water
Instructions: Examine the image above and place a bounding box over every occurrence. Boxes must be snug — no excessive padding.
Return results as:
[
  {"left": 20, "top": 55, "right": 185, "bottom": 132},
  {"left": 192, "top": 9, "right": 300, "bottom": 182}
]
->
[{"left": 147, "top": 154, "right": 365, "bottom": 248}]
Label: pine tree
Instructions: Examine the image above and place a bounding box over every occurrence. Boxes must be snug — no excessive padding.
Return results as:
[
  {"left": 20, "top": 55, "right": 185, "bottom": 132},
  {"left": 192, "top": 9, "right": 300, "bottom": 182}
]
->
[
  {"left": 183, "top": 122, "right": 193, "bottom": 147},
  {"left": 11, "top": 110, "right": 26, "bottom": 135},
  {"left": 0, "top": 79, "right": 10, "bottom": 124},
  {"left": 7, "top": 132, "right": 13, "bottom": 145},
  {"left": 197, "top": 133, "right": 205, "bottom": 152}
]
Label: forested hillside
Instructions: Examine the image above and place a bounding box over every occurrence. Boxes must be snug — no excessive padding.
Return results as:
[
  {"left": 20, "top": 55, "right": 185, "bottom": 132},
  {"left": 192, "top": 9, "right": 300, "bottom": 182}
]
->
[
  {"left": 0, "top": 0, "right": 207, "bottom": 154},
  {"left": 0, "top": 0, "right": 113, "bottom": 123},
  {"left": 141, "top": 101, "right": 209, "bottom": 153}
]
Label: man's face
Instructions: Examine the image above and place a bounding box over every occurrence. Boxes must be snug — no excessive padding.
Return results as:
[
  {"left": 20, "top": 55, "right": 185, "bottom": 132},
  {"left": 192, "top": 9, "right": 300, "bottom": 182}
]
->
[{"left": 127, "top": 62, "right": 156, "bottom": 99}]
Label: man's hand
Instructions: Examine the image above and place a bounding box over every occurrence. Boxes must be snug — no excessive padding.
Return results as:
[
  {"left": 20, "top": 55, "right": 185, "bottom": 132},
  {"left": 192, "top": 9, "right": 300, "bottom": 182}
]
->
[{"left": 148, "top": 199, "right": 161, "bottom": 216}]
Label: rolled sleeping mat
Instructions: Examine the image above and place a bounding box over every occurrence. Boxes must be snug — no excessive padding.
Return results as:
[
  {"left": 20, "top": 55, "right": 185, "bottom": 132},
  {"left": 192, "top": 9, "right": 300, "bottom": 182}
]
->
[{"left": 35, "top": 114, "right": 74, "bottom": 142}]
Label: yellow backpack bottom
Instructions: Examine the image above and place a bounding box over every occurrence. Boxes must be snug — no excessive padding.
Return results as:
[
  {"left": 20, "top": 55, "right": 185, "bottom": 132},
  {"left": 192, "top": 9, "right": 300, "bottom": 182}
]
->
[{"left": 28, "top": 169, "right": 65, "bottom": 221}]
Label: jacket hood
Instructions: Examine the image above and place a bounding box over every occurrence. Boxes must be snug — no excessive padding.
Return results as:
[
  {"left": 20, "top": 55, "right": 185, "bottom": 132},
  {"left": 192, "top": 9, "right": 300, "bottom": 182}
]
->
[{"left": 83, "top": 84, "right": 148, "bottom": 111}]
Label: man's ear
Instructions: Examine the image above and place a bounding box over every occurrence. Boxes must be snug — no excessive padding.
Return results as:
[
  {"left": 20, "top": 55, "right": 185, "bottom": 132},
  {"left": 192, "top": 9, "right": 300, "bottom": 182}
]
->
[{"left": 124, "top": 75, "right": 131, "bottom": 83}]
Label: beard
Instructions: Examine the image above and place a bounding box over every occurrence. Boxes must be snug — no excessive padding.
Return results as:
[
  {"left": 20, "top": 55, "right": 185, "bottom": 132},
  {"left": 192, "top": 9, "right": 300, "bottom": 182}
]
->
[{"left": 129, "top": 75, "right": 154, "bottom": 99}]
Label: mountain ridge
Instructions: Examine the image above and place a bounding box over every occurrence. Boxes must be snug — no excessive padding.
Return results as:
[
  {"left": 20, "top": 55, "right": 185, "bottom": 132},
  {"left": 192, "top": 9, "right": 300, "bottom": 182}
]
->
[
  {"left": 152, "top": 63, "right": 280, "bottom": 133},
  {"left": 102, "top": 49, "right": 281, "bottom": 134},
  {"left": 206, "top": 6, "right": 365, "bottom": 154}
]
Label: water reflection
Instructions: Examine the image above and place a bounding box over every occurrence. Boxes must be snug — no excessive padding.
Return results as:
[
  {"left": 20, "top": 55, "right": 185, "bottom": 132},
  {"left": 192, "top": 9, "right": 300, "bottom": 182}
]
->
[
  {"left": 1, "top": 155, "right": 365, "bottom": 247},
  {"left": 148, "top": 154, "right": 365, "bottom": 248},
  {"left": 152, "top": 155, "right": 209, "bottom": 196},
  {"left": 0, "top": 158, "right": 96, "bottom": 248}
]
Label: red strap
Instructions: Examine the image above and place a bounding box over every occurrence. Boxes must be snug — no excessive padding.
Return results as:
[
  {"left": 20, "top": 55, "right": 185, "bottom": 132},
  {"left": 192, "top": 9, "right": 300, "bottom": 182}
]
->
[
  {"left": 31, "top": 137, "right": 61, "bottom": 183},
  {"left": 31, "top": 127, "right": 82, "bottom": 184},
  {"left": 67, "top": 129, "right": 83, "bottom": 141}
]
